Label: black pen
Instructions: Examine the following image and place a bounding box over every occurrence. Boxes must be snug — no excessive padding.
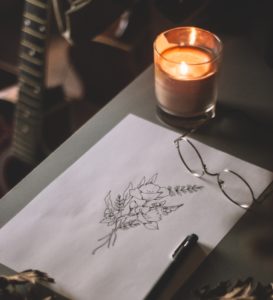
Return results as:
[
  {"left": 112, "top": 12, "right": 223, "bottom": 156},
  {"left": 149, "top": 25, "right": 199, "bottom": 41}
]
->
[{"left": 144, "top": 233, "right": 199, "bottom": 300}]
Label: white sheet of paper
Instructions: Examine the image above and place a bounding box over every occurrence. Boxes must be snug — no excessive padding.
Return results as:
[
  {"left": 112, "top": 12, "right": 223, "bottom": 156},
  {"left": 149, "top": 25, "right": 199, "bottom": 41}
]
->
[{"left": 0, "top": 114, "right": 272, "bottom": 300}]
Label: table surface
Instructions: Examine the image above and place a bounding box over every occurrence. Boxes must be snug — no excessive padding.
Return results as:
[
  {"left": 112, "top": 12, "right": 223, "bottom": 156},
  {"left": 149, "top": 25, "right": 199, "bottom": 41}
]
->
[{"left": 0, "top": 33, "right": 273, "bottom": 299}]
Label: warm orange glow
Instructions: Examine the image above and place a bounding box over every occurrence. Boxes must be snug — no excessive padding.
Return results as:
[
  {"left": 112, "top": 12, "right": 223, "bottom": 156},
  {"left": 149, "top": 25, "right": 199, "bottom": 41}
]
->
[
  {"left": 189, "top": 28, "right": 197, "bottom": 45},
  {"left": 153, "top": 26, "right": 222, "bottom": 118},
  {"left": 179, "top": 62, "right": 188, "bottom": 76},
  {"left": 158, "top": 46, "right": 212, "bottom": 79}
]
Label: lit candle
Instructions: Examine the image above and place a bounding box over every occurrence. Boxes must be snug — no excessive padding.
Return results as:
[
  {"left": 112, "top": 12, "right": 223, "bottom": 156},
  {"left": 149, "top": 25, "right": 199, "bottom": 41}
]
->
[
  {"left": 160, "top": 47, "right": 212, "bottom": 79},
  {"left": 154, "top": 27, "right": 222, "bottom": 124}
]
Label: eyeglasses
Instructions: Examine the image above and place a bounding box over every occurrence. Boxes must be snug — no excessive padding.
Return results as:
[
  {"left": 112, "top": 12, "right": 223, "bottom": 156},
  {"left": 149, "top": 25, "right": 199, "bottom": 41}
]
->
[{"left": 174, "top": 135, "right": 256, "bottom": 209}]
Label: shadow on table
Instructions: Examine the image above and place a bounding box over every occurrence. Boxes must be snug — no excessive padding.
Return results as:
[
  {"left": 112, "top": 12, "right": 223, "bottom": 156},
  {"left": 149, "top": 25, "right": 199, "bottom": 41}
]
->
[
  {"left": 195, "top": 102, "right": 273, "bottom": 171},
  {"left": 156, "top": 243, "right": 210, "bottom": 300}
]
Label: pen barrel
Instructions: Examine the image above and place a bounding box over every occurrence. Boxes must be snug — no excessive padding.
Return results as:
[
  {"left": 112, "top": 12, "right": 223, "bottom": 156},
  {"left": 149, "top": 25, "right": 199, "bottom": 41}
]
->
[{"left": 144, "top": 234, "right": 198, "bottom": 300}]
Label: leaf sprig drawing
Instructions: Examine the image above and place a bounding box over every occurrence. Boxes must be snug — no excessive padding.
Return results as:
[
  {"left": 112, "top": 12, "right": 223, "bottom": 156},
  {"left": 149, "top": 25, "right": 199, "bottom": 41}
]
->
[
  {"left": 93, "top": 174, "right": 203, "bottom": 254},
  {"left": 168, "top": 185, "right": 204, "bottom": 196}
]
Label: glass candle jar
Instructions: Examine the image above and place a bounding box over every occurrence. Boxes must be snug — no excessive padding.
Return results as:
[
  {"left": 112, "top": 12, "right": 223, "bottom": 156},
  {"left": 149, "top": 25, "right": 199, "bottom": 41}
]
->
[{"left": 154, "top": 27, "right": 223, "bottom": 128}]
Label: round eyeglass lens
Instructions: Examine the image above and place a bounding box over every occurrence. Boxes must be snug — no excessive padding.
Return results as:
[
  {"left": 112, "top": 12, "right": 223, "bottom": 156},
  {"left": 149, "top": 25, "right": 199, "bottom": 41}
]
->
[
  {"left": 176, "top": 138, "right": 204, "bottom": 177},
  {"left": 217, "top": 169, "right": 255, "bottom": 209}
]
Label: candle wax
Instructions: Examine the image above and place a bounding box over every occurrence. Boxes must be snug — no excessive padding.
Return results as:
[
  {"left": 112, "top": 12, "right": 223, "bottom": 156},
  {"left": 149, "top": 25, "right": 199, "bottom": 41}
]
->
[
  {"left": 155, "top": 45, "right": 218, "bottom": 117},
  {"left": 159, "top": 46, "right": 213, "bottom": 79}
]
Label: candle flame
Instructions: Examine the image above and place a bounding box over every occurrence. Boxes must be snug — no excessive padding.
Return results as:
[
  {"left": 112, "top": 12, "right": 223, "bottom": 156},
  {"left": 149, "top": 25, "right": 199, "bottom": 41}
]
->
[
  {"left": 189, "top": 28, "right": 196, "bottom": 45},
  {"left": 179, "top": 62, "right": 188, "bottom": 75}
]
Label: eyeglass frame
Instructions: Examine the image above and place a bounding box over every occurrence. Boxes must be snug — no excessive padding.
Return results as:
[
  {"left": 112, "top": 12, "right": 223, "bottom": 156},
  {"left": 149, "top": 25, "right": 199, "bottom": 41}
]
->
[{"left": 174, "top": 135, "right": 256, "bottom": 209}]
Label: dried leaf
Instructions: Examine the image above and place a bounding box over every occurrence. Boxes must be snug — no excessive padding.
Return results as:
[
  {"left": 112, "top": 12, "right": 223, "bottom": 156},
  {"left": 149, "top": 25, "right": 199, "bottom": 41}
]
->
[
  {"left": 196, "top": 278, "right": 273, "bottom": 300},
  {"left": 0, "top": 269, "right": 55, "bottom": 298}
]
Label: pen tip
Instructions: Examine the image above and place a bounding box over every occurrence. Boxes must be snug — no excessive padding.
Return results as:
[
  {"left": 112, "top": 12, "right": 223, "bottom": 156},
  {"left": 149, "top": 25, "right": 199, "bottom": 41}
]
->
[{"left": 190, "top": 233, "right": 199, "bottom": 242}]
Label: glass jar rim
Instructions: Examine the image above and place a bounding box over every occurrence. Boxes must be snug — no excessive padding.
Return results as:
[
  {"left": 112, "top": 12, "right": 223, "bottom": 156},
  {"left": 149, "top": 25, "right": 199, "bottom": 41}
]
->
[{"left": 154, "top": 26, "right": 223, "bottom": 66}]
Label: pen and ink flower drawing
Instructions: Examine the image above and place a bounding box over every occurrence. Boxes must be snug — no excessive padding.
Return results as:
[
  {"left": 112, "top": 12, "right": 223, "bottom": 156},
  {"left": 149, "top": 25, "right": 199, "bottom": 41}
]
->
[{"left": 92, "top": 174, "right": 203, "bottom": 254}]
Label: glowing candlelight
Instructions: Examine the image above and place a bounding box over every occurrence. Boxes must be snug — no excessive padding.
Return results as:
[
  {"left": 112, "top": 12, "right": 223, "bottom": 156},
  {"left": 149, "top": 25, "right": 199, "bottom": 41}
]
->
[
  {"left": 179, "top": 62, "right": 188, "bottom": 76},
  {"left": 153, "top": 27, "right": 222, "bottom": 126},
  {"left": 159, "top": 46, "right": 212, "bottom": 79},
  {"left": 189, "top": 27, "right": 196, "bottom": 45}
]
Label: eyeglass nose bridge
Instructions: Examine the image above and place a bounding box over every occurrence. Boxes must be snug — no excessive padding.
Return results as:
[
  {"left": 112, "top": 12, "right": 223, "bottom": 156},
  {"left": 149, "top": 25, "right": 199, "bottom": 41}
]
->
[{"left": 174, "top": 136, "right": 257, "bottom": 210}]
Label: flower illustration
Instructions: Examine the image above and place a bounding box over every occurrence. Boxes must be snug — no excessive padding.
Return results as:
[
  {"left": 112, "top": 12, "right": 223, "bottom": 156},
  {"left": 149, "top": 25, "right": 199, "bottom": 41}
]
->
[
  {"left": 92, "top": 174, "right": 203, "bottom": 254},
  {"left": 130, "top": 182, "right": 169, "bottom": 204}
]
